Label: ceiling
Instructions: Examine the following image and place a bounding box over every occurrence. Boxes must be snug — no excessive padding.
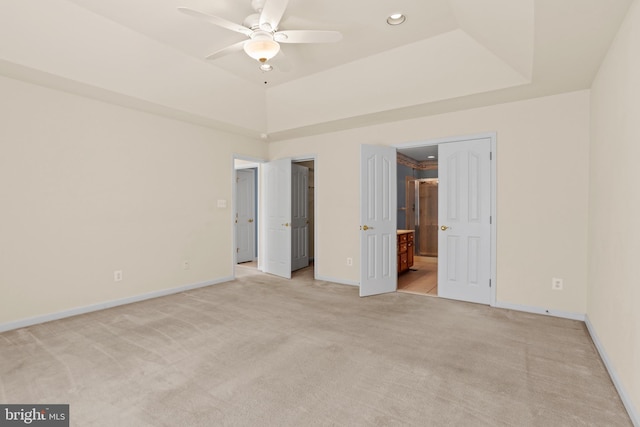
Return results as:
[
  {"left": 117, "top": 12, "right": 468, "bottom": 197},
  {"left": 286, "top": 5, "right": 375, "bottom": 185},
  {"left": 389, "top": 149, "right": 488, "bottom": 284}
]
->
[
  {"left": 0, "top": 0, "right": 633, "bottom": 141},
  {"left": 398, "top": 145, "right": 439, "bottom": 162}
]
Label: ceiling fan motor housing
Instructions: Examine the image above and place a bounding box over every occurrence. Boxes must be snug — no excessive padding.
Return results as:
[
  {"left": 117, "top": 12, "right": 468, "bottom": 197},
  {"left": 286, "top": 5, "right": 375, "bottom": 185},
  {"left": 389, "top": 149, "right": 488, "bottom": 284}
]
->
[
  {"left": 251, "top": 0, "right": 267, "bottom": 13},
  {"left": 243, "top": 13, "right": 262, "bottom": 30}
]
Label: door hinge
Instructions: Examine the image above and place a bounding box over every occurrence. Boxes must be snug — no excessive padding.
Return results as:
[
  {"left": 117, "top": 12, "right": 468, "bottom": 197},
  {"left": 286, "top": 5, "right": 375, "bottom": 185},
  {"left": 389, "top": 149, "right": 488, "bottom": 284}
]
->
[
  {"left": 489, "top": 279, "right": 492, "bottom": 288},
  {"left": 490, "top": 216, "right": 492, "bottom": 224},
  {"left": 490, "top": 152, "right": 492, "bottom": 160}
]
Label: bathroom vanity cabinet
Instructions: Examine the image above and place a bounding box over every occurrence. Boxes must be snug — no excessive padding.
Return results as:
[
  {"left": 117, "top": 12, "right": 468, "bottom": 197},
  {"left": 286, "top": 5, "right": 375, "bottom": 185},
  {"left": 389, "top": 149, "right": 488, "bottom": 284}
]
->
[{"left": 397, "top": 230, "right": 414, "bottom": 274}]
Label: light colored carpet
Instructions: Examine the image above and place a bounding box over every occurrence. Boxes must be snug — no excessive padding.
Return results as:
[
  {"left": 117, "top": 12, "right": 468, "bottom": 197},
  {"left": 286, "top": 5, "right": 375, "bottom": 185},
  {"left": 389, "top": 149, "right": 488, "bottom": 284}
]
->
[{"left": 0, "top": 266, "right": 631, "bottom": 426}]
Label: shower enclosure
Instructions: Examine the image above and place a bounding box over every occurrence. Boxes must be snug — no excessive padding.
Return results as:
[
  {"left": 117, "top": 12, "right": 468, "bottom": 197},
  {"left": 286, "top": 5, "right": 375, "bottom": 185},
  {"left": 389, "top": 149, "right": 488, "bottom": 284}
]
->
[{"left": 406, "top": 178, "right": 438, "bottom": 257}]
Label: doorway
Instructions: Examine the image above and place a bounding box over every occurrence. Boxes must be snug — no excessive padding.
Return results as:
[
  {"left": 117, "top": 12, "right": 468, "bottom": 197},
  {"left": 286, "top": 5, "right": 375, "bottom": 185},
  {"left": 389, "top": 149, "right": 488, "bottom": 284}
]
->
[
  {"left": 234, "top": 157, "right": 262, "bottom": 276},
  {"left": 234, "top": 156, "right": 317, "bottom": 279},
  {"left": 294, "top": 160, "right": 315, "bottom": 271},
  {"left": 395, "top": 135, "right": 496, "bottom": 305},
  {"left": 396, "top": 149, "right": 439, "bottom": 296},
  {"left": 360, "top": 134, "right": 496, "bottom": 306}
]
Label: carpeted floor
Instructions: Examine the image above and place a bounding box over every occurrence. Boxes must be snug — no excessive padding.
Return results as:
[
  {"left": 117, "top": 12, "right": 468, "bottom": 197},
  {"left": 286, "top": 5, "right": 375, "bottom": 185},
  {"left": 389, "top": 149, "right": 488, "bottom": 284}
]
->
[{"left": 0, "top": 266, "right": 632, "bottom": 426}]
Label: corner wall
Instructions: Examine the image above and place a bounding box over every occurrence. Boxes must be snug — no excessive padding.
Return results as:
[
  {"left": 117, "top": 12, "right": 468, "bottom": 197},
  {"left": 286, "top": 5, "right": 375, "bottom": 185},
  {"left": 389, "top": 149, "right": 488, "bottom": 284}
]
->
[
  {"left": 269, "top": 90, "right": 590, "bottom": 314},
  {"left": 0, "top": 75, "right": 267, "bottom": 326},
  {"left": 589, "top": 0, "right": 640, "bottom": 420}
]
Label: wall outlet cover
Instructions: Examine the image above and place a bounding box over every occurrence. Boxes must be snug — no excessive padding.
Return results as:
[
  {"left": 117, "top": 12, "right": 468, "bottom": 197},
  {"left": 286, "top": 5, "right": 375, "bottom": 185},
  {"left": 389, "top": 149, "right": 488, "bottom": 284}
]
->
[{"left": 552, "top": 278, "right": 563, "bottom": 290}]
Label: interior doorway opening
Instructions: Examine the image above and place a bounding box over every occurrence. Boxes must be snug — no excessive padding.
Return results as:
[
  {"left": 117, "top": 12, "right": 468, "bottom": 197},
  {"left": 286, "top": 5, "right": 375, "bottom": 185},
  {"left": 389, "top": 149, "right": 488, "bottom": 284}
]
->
[
  {"left": 234, "top": 157, "right": 261, "bottom": 276},
  {"left": 293, "top": 159, "right": 315, "bottom": 272},
  {"left": 361, "top": 134, "right": 495, "bottom": 304},
  {"left": 396, "top": 149, "right": 439, "bottom": 296},
  {"left": 237, "top": 156, "right": 317, "bottom": 280}
]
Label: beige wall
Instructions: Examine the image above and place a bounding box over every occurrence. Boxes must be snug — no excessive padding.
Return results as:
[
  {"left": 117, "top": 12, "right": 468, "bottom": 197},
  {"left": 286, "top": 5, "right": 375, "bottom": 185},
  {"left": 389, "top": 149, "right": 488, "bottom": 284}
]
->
[
  {"left": 269, "top": 90, "right": 590, "bottom": 313},
  {"left": 589, "top": 0, "right": 640, "bottom": 418},
  {"left": 0, "top": 75, "right": 266, "bottom": 325}
]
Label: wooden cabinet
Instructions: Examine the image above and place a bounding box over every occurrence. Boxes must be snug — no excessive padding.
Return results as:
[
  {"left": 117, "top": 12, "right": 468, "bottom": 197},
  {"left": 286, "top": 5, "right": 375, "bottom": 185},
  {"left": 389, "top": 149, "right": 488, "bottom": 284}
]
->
[{"left": 397, "top": 230, "right": 415, "bottom": 274}]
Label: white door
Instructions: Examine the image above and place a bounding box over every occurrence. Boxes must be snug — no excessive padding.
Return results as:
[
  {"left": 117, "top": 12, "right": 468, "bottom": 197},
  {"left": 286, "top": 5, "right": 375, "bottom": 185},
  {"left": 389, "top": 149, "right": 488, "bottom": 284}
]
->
[
  {"left": 236, "top": 169, "right": 256, "bottom": 263},
  {"left": 360, "top": 145, "right": 397, "bottom": 297},
  {"left": 264, "top": 158, "right": 292, "bottom": 279},
  {"left": 291, "top": 164, "right": 309, "bottom": 271},
  {"left": 438, "top": 138, "right": 491, "bottom": 304}
]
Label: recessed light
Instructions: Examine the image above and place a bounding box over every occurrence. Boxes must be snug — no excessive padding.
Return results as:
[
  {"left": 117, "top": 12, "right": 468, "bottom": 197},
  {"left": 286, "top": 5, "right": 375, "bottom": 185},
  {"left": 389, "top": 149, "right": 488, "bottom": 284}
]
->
[
  {"left": 387, "top": 13, "right": 406, "bottom": 26},
  {"left": 428, "top": 155, "right": 435, "bottom": 159}
]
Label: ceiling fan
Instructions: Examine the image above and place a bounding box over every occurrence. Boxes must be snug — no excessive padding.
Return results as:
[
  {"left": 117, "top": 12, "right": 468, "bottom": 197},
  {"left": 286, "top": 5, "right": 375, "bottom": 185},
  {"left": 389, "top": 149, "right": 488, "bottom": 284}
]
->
[{"left": 178, "top": 0, "right": 343, "bottom": 71}]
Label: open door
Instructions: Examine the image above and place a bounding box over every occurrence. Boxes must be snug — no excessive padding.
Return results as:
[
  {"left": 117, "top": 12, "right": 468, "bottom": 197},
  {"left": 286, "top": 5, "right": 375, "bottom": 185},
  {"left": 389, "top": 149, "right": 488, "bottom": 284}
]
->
[
  {"left": 236, "top": 168, "right": 256, "bottom": 263},
  {"left": 264, "top": 158, "right": 292, "bottom": 279},
  {"left": 360, "top": 145, "right": 397, "bottom": 297},
  {"left": 291, "top": 164, "right": 309, "bottom": 271},
  {"left": 438, "top": 138, "right": 491, "bottom": 304}
]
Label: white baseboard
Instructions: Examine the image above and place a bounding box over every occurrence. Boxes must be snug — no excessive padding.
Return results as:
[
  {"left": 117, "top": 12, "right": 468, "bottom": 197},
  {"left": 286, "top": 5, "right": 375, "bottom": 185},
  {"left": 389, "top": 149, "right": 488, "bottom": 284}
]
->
[
  {"left": 315, "top": 275, "right": 359, "bottom": 287},
  {"left": 493, "top": 301, "right": 586, "bottom": 321},
  {"left": 0, "top": 276, "right": 234, "bottom": 333},
  {"left": 585, "top": 315, "right": 639, "bottom": 427}
]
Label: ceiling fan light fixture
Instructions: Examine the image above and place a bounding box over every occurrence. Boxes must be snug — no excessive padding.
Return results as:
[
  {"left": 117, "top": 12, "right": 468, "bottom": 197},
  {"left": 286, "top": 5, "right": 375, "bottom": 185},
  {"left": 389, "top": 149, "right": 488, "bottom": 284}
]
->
[
  {"left": 259, "top": 63, "right": 273, "bottom": 72},
  {"left": 244, "top": 31, "right": 280, "bottom": 62},
  {"left": 387, "top": 13, "right": 406, "bottom": 26}
]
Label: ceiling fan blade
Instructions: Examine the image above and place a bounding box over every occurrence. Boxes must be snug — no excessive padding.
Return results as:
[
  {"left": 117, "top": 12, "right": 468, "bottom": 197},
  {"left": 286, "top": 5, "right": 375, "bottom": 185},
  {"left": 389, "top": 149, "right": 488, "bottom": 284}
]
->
[
  {"left": 259, "top": 0, "right": 289, "bottom": 31},
  {"left": 205, "top": 41, "right": 246, "bottom": 60},
  {"left": 275, "top": 30, "right": 342, "bottom": 44},
  {"left": 178, "top": 7, "right": 253, "bottom": 36}
]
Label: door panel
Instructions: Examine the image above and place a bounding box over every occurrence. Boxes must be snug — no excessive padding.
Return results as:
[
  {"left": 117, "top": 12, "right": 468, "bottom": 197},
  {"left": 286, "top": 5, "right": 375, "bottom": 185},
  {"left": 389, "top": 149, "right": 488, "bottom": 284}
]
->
[
  {"left": 236, "top": 169, "right": 255, "bottom": 263},
  {"left": 360, "top": 145, "right": 397, "bottom": 297},
  {"left": 438, "top": 138, "right": 491, "bottom": 304},
  {"left": 291, "top": 164, "right": 309, "bottom": 271},
  {"left": 264, "top": 158, "right": 292, "bottom": 279}
]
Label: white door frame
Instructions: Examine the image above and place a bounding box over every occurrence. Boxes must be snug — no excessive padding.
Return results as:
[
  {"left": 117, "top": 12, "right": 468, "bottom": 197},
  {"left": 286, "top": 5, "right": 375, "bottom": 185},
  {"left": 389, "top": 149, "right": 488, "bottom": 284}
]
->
[
  {"left": 393, "top": 132, "right": 497, "bottom": 306},
  {"left": 232, "top": 154, "right": 265, "bottom": 277}
]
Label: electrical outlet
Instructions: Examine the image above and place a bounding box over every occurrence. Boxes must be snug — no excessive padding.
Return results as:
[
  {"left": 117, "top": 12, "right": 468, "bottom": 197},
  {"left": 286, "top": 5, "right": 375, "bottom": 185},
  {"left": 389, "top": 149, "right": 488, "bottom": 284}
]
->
[
  {"left": 182, "top": 261, "right": 190, "bottom": 270},
  {"left": 346, "top": 257, "right": 353, "bottom": 266},
  {"left": 552, "top": 278, "right": 563, "bottom": 290},
  {"left": 114, "top": 270, "right": 123, "bottom": 282}
]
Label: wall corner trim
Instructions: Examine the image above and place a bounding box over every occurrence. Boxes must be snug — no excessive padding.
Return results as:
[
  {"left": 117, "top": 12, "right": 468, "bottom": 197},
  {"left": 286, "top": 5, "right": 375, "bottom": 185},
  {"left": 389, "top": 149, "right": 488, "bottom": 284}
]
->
[
  {"left": 0, "top": 276, "right": 234, "bottom": 333},
  {"left": 585, "top": 315, "right": 640, "bottom": 427},
  {"left": 493, "top": 301, "right": 586, "bottom": 321},
  {"left": 315, "top": 275, "right": 359, "bottom": 287}
]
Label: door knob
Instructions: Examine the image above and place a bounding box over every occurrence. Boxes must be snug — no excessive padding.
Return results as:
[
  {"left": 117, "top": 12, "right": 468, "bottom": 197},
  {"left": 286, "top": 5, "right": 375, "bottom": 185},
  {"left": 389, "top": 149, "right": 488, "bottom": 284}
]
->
[
  {"left": 440, "top": 225, "right": 449, "bottom": 231},
  {"left": 361, "top": 225, "right": 374, "bottom": 231},
  {"left": 248, "top": 219, "right": 254, "bottom": 223},
  {"left": 282, "top": 223, "right": 290, "bottom": 227}
]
